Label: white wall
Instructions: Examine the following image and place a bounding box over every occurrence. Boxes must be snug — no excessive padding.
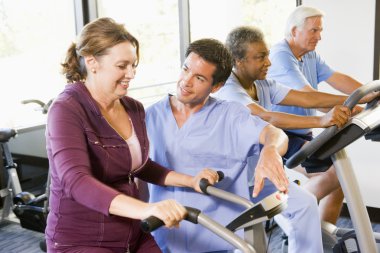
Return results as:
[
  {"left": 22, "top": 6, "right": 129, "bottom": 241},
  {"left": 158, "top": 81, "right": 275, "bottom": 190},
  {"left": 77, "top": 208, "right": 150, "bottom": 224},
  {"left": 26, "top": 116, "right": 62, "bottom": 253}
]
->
[
  {"left": 1, "top": 101, "right": 48, "bottom": 158},
  {"left": 303, "top": 0, "right": 379, "bottom": 208},
  {"left": 8, "top": 125, "right": 47, "bottom": 158}
]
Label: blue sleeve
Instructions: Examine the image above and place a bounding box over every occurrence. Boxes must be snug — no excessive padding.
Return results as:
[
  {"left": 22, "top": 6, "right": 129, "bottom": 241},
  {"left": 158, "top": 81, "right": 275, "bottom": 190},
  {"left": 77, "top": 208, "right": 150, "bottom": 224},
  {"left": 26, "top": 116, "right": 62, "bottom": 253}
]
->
[
  {"left": 213, "top": 85, "right": 254, "bottom": 106},
  {"left": 226, "top": 102, "right": 268, "bottom": 150},
  {"left": 315, "top": 53, "right": 334, "bottom": 82},
  {"left": 269, "top": 50, "right": 310, "bottom": 90},
  {"left": 268, "top": 80, "right": 291, "bottom": 105}
]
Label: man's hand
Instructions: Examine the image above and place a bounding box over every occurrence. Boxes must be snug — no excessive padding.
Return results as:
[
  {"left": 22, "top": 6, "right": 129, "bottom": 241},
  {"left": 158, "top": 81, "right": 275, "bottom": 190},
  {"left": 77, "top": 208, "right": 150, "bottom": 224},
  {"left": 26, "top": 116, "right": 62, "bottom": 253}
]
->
[
  {"left": 191, "top": 168, "right": 219, "bottom": 193},
  {"left": 351, "top": 105, "right": 364, "bottom": 116},
  {"left": 252, "top": 146, "right": 289, "bottom": 198},
  {"left": 359, "top": 91, "right": 380, "bottom": 104},
  {"left": 320, "top": 105, "right": 351, "bottom": 128}
]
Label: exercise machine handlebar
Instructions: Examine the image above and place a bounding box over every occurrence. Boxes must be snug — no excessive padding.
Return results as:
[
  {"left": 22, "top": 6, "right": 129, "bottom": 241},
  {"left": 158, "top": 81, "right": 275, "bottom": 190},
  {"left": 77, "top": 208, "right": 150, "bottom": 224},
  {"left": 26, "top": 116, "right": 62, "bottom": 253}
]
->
[
  {"left": 140, "top": 206, "right": 201, "bottom": 233},
  {"left": 286, "top": 80, "right": 380, "bottom": 169},
  {"left": 199, "top": 171, "right": 224, "bottom": 194},
  {"left": 141, "top": 171, "right": 224, "bottom": 232}
]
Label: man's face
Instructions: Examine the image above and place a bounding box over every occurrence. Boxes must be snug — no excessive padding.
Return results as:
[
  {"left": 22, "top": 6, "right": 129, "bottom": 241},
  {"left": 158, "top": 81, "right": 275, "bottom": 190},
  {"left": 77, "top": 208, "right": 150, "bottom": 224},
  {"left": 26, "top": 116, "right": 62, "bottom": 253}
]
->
[
  {"left": 238, "top": 41, "right": 270, "bottom": 81},
  {"left": 293, "top": 16, "right": 323, "bottom": 52},
  {"left": 176, "top": 52, "right": 219, "bottom": 106}
]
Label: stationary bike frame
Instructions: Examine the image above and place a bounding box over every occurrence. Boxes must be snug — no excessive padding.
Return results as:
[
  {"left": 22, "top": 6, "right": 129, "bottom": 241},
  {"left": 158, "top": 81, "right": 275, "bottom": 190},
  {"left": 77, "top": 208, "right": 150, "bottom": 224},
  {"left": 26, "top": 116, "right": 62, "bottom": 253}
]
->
[
  {"left": 0, "top": 129, "right": 22, "bottom": 222},
  {"left": 286, "top": 80, "right": 380, "bottom": 252}
]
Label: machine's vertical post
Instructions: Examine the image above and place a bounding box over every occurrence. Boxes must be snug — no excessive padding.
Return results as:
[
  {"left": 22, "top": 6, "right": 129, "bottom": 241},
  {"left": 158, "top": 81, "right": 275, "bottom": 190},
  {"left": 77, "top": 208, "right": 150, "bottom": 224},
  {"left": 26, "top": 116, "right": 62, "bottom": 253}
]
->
[{"left": 332, "top": 149, "right": 378, "bottom": 253}]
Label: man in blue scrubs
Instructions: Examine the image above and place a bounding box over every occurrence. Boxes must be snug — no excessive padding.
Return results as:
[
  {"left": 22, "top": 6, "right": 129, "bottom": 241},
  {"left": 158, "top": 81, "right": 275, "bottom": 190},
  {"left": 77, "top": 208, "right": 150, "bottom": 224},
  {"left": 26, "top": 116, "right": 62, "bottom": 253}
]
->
[
  {"left": 146, "top": 38, "right": 322, "bottom": 252},
  {"left": 268, "top": 5, "right": 364, "bottom": 225}
]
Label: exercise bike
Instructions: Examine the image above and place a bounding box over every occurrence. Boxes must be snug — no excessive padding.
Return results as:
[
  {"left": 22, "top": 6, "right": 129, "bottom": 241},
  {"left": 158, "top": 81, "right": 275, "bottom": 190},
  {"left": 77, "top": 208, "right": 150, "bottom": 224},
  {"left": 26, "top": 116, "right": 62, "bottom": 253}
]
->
[
  {"left": 285, "top": 80, "right": 380, "bottom": 252},
  {"left": 141, "top": 171, "right": 288, "bottom": 253},
  {"left": 0, "top": 127, "right": 49, "bottom": 233}
]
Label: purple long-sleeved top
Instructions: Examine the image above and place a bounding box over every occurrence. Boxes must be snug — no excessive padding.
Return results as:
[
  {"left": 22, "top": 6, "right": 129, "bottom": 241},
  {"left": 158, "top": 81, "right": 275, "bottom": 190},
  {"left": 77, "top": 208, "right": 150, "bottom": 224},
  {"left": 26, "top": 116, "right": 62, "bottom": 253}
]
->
[{"left": 45, "top": 82, "right": 171, "bottom": 248}]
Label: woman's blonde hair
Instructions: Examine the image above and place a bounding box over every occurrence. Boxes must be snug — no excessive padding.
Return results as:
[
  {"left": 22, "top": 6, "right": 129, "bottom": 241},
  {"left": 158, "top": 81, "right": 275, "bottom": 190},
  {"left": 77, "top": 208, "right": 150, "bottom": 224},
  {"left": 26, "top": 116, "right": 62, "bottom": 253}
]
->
[{"left": 61, "top": 17, "right": 139, "bottom": 83}]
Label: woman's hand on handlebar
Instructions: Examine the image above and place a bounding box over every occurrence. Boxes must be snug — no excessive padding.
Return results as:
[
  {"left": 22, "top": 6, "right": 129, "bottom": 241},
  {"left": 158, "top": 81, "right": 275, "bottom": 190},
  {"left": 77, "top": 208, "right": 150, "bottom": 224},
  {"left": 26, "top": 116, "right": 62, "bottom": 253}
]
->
[
  {"left": 142, "top": 199, "right": 187, "bottom": 228},
  {"left": 191, "top": 168, "right": 220, "bottom": 193}
]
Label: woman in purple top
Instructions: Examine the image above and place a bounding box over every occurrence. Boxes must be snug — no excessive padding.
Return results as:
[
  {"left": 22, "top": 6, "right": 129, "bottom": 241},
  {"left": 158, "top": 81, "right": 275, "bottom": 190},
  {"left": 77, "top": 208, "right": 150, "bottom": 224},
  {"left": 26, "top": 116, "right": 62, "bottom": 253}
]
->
[{"left": 45, "top": 17, "right": 218, "bottom": 253}]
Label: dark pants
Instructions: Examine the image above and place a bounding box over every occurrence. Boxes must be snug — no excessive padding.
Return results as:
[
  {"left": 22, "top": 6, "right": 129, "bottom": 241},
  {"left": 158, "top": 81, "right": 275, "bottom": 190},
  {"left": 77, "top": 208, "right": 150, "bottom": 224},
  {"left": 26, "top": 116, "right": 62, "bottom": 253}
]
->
[{"left": 283, "top": 131, "right": 333, "bottom": 173}]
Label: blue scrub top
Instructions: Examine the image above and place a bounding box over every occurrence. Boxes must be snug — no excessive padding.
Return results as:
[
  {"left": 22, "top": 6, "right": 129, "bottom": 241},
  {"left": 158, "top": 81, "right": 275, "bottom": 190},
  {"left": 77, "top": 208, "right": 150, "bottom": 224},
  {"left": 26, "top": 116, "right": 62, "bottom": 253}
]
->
[
  {"left": 213, "top": 74, "right": 289, "bottom": 188},
  {"left": 213, "top": 73, "right": 290, "bottom": 110},
  {"left": 146, "top": 95, "right": 268, "bottom": 253}
]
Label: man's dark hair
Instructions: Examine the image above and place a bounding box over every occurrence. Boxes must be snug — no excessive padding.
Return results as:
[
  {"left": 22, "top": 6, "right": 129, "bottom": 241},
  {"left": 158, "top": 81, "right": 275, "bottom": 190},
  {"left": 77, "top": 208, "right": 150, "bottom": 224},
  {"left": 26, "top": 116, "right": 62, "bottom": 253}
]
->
[{"left": 186, "top": 38, "right": 233, "bottom": 86}]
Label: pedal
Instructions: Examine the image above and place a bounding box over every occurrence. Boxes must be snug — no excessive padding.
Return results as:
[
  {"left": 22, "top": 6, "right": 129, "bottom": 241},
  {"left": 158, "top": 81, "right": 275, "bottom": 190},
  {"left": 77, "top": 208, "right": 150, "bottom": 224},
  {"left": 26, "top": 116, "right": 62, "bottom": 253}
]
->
[
  {"left": 0, "top": 188, "right": 10, "bottom": 198},
  {"left": 332, "top": 230, "right": 359, "bottom": 253}
]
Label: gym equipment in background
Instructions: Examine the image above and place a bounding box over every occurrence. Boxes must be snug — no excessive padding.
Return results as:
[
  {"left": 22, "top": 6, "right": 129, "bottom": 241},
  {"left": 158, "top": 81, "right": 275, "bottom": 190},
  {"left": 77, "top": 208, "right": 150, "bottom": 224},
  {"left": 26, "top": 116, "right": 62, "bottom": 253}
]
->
[{"left": 286, "top": 80, "right": 380, "bottom": 253}]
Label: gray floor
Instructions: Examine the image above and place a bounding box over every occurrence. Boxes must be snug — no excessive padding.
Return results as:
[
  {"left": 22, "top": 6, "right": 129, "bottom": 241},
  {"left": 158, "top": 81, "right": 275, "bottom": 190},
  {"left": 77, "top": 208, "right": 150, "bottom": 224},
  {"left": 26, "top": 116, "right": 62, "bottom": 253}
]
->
[
  {"left": 1, "top": 212, "right": 379, "bottom": 253},
  {"left": 0, "top": 219, "right": 45, "bottom": 253}
]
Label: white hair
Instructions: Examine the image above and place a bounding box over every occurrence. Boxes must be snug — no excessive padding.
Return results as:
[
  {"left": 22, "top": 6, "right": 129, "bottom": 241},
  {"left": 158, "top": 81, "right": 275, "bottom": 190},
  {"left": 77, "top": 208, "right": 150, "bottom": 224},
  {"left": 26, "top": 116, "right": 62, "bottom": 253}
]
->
[{"left": 285, "top": 6, "right": 325, "bottom": 40}]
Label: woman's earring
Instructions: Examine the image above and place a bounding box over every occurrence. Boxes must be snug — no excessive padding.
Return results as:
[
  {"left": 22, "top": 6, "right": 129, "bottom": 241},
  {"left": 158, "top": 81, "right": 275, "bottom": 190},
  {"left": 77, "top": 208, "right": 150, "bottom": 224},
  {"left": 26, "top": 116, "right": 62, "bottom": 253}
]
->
[{"left": 91, "top": 68, "right": 96, "bottom": 73}]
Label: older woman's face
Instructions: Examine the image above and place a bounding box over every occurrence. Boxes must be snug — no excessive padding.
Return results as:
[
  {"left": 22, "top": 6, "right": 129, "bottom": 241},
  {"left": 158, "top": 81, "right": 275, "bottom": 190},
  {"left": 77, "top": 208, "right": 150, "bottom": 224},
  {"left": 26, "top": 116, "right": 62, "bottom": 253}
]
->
[
  {"left": 91, "top": 41, "right": 138, "bottom": 99},
  {"left": 293, "top": 16, "right": 323, "bottom": 53},
  {"left": 239, "top": 41, "right": 271, "bottom": 81}
]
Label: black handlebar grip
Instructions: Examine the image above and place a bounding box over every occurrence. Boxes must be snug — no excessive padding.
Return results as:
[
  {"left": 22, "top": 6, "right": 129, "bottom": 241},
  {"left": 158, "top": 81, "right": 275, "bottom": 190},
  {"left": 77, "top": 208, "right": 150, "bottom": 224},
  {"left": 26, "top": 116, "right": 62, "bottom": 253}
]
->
[
  {"left": 199, "top": 171, "right": 224, "bottom": 194},
  {"left": 141, "top": 216, "right": 164, "bottom": 233},
  {"left": 217, "top": 171, "right": 224, "bottom": 181},
  {"left": 141, "top": 206, "right": 201, "bottom": 233},
  {"left": 184, "top": 206, "right": 201, "bottom": 224}
]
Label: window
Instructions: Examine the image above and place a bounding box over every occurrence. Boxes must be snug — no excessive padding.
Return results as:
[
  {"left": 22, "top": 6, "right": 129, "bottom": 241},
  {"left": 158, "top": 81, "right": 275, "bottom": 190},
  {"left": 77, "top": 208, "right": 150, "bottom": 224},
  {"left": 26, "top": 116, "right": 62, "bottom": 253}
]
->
[
  {"left": 0, "top": 0, "right": 297, "bottom": 128},
  {"left": 0, "top": 0, "right": 76, "bottom": 127},
  {"left": 97, "top": 0, "right": 181, "bottom": 106},
  {"left": 189, "top": 0, "right": 296, "bottom": 47},
  {"left": 97, "top": 0, "right": 296, "bottom": 106}
]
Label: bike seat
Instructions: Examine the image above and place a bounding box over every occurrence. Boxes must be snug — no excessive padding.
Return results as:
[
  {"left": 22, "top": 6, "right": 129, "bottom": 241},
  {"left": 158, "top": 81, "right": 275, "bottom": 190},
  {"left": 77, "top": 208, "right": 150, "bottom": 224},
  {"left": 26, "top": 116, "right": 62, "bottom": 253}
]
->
[{"left": 0, "top": 128, "right": 17, "bottom": 142}]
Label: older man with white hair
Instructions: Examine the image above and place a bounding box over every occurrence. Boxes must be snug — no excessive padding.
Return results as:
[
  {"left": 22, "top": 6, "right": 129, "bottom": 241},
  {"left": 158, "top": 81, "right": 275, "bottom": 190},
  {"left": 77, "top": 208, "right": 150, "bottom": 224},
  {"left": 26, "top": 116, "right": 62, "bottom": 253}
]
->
[{"left": 268, "top": 5, "right": 364, "bottom": 225}]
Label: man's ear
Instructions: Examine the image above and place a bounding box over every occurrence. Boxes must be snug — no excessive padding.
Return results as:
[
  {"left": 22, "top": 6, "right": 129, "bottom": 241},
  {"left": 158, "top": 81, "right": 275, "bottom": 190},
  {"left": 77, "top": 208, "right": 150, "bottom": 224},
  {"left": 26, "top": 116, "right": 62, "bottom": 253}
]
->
[
  {"left": 235, "top": 58, "right": 243, "bottom": 68},
  {"left": 291, "top": 26, "right": 297, "bottom": 37},
  {"left": 211, "top": 82, "right": 224, "bottom": 93}
]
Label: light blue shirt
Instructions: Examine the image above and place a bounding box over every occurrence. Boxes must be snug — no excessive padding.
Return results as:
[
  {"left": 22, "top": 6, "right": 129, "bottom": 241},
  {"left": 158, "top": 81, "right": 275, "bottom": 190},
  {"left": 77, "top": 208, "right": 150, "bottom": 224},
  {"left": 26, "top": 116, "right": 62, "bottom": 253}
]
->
[
  {"left": 213, "top": 74, "right": 289, "bottom": 187},
  {"left": 146, "top": 95, "right": 268, "bottom": 253},
  {"left": 268, "top": 39, "right": 334, "bottom": 134},
  {"left": 213, "top": 73, "right": 290, "bottom": 110}
]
